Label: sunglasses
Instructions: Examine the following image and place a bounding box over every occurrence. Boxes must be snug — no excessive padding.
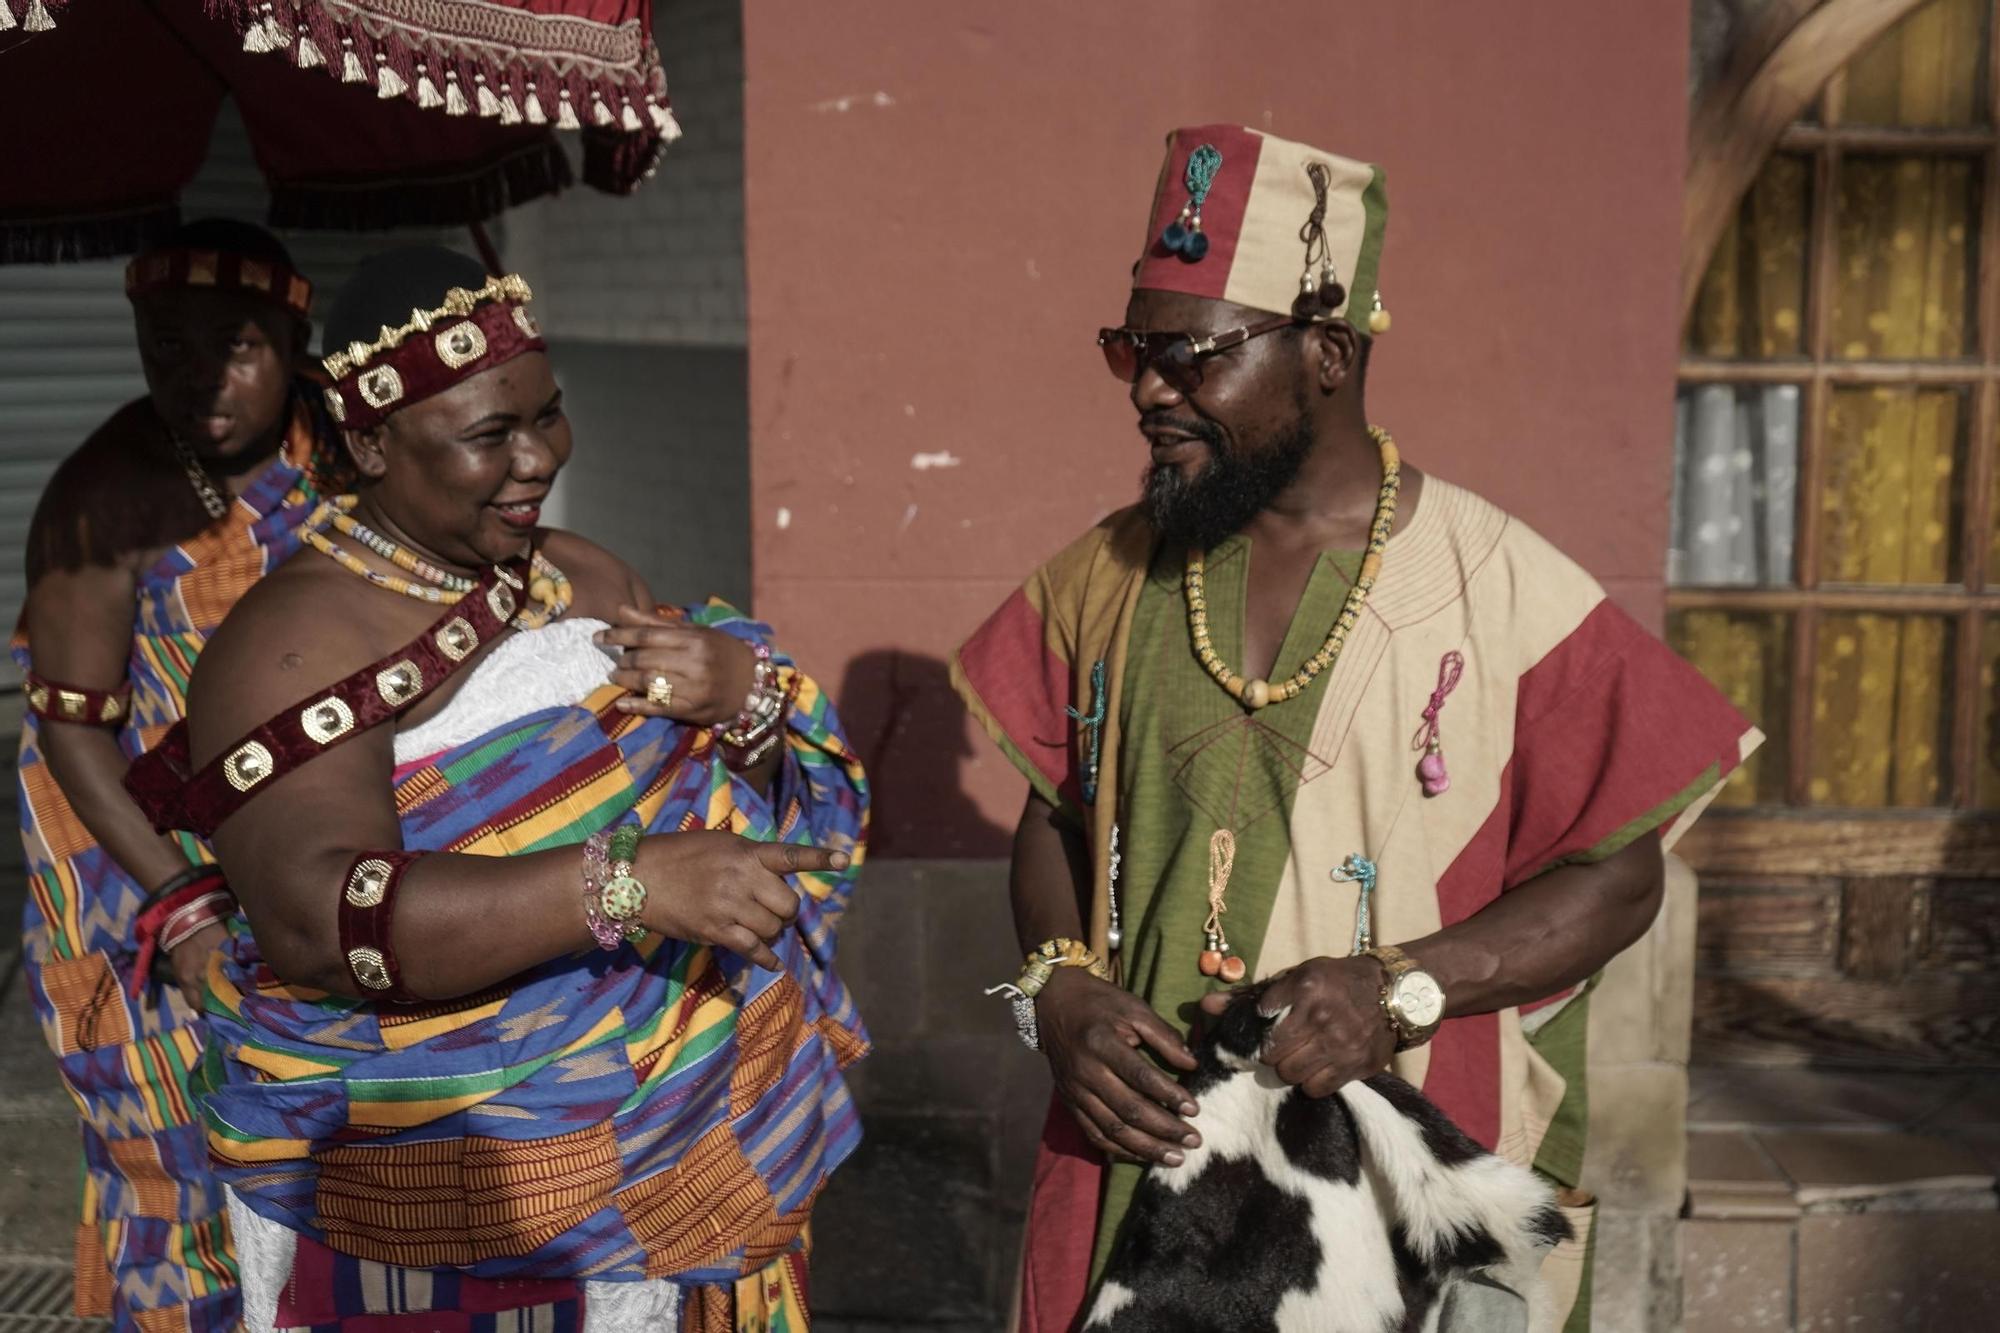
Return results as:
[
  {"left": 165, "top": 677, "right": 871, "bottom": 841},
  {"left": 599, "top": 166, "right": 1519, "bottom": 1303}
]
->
[{"left": 1096, "top": 315, "right": 1299, "bottom": 395}]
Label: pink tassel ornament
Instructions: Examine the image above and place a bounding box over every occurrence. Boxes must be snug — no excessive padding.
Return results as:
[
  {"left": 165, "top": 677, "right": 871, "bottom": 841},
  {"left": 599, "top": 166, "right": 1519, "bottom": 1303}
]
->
[
  {"left": 1417, "top": 746, "right": 1451, "bottom": 797},
  {"left": 1412, "top": 651, "right": 1464, "bottom": 798}
]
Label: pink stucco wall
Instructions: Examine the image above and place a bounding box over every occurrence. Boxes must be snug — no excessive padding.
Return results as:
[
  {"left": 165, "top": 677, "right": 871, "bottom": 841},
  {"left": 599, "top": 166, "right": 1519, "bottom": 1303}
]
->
[{"left": 744, "top": 3, "right": 1691, "bottom": 855}]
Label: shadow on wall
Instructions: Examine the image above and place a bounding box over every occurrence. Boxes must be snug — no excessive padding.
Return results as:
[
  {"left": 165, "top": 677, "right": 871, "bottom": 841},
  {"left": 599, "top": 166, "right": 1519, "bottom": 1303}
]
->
[{"left": 836, "top": 650, "right": 1008, "bottom": 859}]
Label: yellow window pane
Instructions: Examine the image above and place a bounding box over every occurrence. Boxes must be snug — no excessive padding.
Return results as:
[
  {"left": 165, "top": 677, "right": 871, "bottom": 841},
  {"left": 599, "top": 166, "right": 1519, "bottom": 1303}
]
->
[
  {"left": 1669, "top": 611, "right": 1791, "bottom": 807},
  {"left": 1842, "top": 0, "right": 1987, "bottom": 127},
  {"left": 1979, "top": 617, "right": 2000, "bottom": 808},
  {"left": 1831, "top": 156, "right": 1978, "bottom": 361},
  {"left": 1808, "top": 614, "right": 1956, "bottom": 807},
  {"left": 1687, "top": 154, "right": 1811, "bottom": 359},
  {"left": 1819, "top": 387, "right": 1965, "bottom": 586}
]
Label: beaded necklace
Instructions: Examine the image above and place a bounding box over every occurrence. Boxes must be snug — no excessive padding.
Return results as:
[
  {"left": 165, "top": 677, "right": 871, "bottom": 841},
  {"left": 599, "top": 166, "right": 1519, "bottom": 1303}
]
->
[
  {"left": 1185, "top": 424, "right": 1401, "bottom": 980},
  {"left": 301, "top": 499, "right": 573, "bottom": 628},
  {"left": 326, "top": 495, "right": 475, "bottom": 592},
  {"left": 1183, "top": 424, "right": 1400, "bottom": 710}
]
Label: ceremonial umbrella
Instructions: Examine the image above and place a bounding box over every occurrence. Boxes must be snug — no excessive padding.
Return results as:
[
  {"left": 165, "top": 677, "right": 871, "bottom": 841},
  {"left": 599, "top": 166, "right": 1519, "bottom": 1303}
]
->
[{"left": 0, "top": 0, "right": 677, "bottom": 262}]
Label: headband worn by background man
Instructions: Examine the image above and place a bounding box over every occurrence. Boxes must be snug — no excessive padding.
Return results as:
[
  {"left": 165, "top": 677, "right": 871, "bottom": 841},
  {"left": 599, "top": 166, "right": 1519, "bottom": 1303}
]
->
[
  {"left": 321, "top": 274, "right": 546, "bottom": 430},
  {"left": 125, "top": 247, "right": 314, "bottom": 321}
]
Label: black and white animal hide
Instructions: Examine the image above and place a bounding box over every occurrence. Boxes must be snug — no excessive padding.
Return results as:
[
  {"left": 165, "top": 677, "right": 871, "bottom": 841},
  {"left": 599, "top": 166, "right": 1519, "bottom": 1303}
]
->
[{"left": 1083, "top": 988, "right": 1572, "bottom": 1333}]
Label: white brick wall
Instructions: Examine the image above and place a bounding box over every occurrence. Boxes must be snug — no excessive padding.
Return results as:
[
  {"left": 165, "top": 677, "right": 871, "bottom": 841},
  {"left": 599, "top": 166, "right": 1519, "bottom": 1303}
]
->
[{"left": 509, "top": 0, "right": 746, "bottom": 347}]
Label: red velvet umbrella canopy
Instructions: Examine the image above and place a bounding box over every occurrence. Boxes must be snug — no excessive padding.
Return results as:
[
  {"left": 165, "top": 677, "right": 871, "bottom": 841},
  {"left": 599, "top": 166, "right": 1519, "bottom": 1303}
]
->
[{"left": 0, "top": 0, "right": 677, "bottom": 261}]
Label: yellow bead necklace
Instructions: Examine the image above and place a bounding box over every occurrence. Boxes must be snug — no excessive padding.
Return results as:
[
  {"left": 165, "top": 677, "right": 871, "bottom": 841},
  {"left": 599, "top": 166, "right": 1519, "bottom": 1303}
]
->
[
  {"left": 1183, "top": 425, "right": 1400, "bottom": 711},
  {"left": 301, "top": 500, "right": 574, "bottom": 629}
]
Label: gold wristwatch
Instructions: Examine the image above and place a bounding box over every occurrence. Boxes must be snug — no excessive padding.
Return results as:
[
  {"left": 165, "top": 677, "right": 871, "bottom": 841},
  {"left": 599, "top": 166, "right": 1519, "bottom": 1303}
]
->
[{"left": 1362, "top": 944, "right": 1445, "bottom": 1051}]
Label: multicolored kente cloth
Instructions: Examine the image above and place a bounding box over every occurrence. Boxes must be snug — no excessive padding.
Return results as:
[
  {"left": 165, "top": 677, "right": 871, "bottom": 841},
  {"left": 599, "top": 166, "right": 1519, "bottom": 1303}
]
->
[
  {"left": 952, "top": 479, "right": 1761, "bottom": 1333},
  {"left": 15, "top": 398, "right": 322, "bottom": 1333},
  {"left": 194, "top": 603, "right": 868, "bottom": 1333}
]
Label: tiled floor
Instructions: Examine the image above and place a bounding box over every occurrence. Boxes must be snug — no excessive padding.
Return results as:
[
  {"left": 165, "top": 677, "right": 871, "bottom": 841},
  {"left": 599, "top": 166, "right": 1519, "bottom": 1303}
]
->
[{"left": 1683, "top": 1066, "right": 2000, "bottom": 1332}]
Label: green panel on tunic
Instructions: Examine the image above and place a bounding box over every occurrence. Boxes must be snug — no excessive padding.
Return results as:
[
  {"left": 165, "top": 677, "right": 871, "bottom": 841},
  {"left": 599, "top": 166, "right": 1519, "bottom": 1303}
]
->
[
  {"left": 1092, "top": 536, "right": 1362, "bottom": 1282},
  {"left": 1526, "top": 984, "right": 1593, "bottom": 1190}
]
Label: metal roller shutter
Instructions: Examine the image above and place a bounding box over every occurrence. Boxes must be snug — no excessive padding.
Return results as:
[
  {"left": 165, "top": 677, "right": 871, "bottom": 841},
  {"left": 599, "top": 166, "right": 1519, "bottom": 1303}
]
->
[{"left": 0, "top": 103, "right": 492, "bottom": 692}]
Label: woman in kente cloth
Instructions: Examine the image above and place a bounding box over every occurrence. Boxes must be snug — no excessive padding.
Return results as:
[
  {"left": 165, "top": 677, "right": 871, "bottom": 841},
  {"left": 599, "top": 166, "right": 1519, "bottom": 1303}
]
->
[
  {"left": 16, "top": 219, "right": 334, "bottom": 1333},
  {"left": 124, "top": 246, "right": 870, "bottom": 1333}
]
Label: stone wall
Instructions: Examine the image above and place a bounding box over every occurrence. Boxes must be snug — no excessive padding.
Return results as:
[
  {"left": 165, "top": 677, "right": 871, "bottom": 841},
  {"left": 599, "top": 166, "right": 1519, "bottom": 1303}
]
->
[{"left": 812, "top": 860, "right": 1041, "bottom": 1331}]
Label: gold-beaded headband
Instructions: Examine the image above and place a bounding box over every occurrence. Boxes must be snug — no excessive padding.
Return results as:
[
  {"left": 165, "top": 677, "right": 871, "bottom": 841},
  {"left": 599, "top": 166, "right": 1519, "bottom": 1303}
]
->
[{"left": 321, "top": 274, "right": 545, "bottom": 431}]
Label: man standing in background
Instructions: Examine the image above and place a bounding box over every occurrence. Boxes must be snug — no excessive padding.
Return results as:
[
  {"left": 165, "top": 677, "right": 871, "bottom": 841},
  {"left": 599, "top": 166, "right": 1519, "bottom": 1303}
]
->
[{"left": 15, "top": 219, "right": 335, "bottom": 1332}]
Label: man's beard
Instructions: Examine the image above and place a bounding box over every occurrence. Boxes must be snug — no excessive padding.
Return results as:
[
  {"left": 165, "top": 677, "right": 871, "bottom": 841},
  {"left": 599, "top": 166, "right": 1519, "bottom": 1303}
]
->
[{"left": 1140, "top": 412, "right": 1315, "bottom": 552}]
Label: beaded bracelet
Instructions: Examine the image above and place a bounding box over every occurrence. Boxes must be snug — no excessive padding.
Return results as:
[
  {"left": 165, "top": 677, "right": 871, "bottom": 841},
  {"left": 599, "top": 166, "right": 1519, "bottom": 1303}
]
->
[
  {"left": 984, "top": 936, "right": 1111, "bottom": 1050},
  {"left": 336, "top": 851, "right": 426, "bottom": 1001},
  {"left": 582, "top": 825, "right": 649, "bottom": 949},
  {"left": 719, "top": 644, "right": 783, "bottom": 747},
  {"left": 719, "top": 671, "right": 800, "bottom": 772},
  {"left": 581, "top": 829, "right": 623, "bottom": 950}
]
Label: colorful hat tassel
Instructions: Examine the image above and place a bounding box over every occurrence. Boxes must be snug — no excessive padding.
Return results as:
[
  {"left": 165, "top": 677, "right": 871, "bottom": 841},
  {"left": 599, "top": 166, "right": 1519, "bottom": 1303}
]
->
[{"left": 1161, "top": 144, "right": 1222, "bottom": 264}]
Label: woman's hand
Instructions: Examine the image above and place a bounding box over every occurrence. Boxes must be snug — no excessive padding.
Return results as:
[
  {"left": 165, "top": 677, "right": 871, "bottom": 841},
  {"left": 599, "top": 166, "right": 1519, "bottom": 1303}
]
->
[
  {"left": 597, "top": 606, "right": 757, "bottom": 727},
  {"left": 635, "top": 830, "right": 848, "bottom": 971}
]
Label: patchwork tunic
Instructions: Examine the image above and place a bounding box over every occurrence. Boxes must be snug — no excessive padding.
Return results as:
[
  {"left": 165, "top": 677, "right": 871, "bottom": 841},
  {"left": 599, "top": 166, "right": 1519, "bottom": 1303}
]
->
[{"left": 952, "top": 478, "right": 1760, "bottom": 1333}]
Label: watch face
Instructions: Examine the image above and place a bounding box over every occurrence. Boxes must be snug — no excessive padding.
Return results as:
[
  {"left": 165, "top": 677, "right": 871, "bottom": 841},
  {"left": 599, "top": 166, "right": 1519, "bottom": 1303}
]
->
[{"left": 1393, "top": 971, "right": 1446, "bottom": 1028}]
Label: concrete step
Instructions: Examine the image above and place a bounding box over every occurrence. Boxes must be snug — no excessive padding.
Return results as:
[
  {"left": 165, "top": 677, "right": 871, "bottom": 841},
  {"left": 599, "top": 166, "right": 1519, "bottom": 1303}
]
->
[{"left": 1683, "top": 1067, "right": 2000, "bottom": 1331}]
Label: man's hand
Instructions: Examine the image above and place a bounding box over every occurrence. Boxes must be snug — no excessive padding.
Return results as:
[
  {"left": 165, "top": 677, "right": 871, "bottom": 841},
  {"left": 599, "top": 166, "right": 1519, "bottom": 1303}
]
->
[
  {"left": 1038, "top": 967, "right": 1202, "bottom": 1165},
  {"left": 1199, "top": 955, "right": 1395, "bottom": 1099},
  {"left": 166, "top": 922, "right": 229, "bottom": 1011}
]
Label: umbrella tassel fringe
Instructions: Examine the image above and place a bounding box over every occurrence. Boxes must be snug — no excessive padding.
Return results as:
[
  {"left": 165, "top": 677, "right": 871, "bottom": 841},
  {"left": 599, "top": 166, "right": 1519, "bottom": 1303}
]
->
[
  {"left": 445, "top": 77, "right": 469, "bottom": 116},
  {"left": 376, "top": 61, "right": 407, "bottom": 99},
  {"left": 296, "top": 33, "right": 323, "bottom": 68},
  {"left": 498, "top": 91, "right": 523, "bottom": 125},
  {"left": 341, "top": 42, "right": 367, "bottom": 83},
  {"left": 24, "top": 0, "right": 56, "bottom": 32},
  {"left": 524, "top": 88, "right": 548, "bottom": 124},
  {"left": 241, "top": 6, "right": 272, "bottom": 52},
  {"left": 4, "top": 205, "right": 178, "bottom": 264},
  {"left": 477, "top": 83, "right": 502, "bottom": 118},
  {"left": 268, "top": 140, "right": 572, "bottom": 230}
]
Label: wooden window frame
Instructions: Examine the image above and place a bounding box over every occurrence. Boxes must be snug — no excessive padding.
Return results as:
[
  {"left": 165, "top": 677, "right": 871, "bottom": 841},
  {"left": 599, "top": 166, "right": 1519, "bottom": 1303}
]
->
[{"left": 1675, "top": 6, "right": 2000, "bottom": 837}]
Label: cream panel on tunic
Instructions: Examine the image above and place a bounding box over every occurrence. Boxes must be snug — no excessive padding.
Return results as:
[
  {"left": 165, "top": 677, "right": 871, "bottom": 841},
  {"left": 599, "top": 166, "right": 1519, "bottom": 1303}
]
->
[{"left": 1253, "top": 479, "right": 1612, "bottom": 1169}]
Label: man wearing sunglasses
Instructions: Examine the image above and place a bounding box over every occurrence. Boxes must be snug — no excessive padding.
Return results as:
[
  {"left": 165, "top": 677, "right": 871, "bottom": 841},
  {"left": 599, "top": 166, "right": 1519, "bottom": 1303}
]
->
[{"left": 952, "top": 124, "right": 1760, "bottom": 1332}]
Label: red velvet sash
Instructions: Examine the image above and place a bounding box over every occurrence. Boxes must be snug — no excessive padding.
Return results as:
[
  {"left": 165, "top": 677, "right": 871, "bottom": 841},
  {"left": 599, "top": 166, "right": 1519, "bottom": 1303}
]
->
[{"left": 126, "top": 556, "right": 532, "bottom": 839}]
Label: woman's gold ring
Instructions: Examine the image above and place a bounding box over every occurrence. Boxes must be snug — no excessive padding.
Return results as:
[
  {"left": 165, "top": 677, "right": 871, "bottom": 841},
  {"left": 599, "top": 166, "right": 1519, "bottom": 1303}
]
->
[{"left": 646, "top": 675, "right": 674, "bottom": 708}]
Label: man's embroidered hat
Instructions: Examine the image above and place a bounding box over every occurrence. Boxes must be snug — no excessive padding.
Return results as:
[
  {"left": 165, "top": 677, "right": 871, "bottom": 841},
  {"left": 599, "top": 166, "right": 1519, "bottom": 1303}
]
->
[{"left": 1133, "top": 124, "right": 1391, "bottom": 333}]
